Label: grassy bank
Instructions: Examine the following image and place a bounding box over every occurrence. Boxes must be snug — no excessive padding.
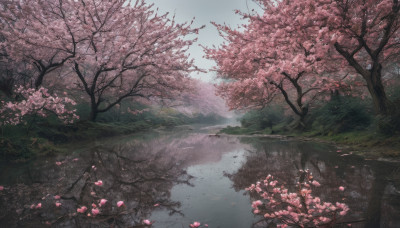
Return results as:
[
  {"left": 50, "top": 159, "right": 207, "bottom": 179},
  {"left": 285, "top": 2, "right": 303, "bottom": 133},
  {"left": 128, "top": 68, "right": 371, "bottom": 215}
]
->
[
  {"left": 0, "top": 107, "right": 226, "bottom": 162},
  {"left": 219, "top": 96, "right": 400, "bottom": 159},
  {"left": 220, "top": 125, "right": 400, "bottom": 159}
]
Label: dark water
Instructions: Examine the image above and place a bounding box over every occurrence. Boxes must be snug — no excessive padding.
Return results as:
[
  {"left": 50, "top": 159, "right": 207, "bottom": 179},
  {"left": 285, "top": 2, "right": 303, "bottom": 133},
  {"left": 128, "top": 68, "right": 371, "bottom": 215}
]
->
[{"left": 0, "top": 126, "right": 399, "bottom": 227}]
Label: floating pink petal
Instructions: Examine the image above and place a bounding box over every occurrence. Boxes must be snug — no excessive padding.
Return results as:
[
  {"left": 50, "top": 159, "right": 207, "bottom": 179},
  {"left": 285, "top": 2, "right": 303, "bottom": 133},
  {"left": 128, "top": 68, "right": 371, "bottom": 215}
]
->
[
  {"left": 94, "top": 180, "right": 103, "bottom": 186},
  {"left": 91, "top": 208, "right": 100, "bottom": 216},
  {"left": 311, "top": 180, "right": 321, "bottom": 187},
  {"left": 77, "top": 206, "right": 87, "bottom": 213},
  {"left": 99, "top": 199, "right": 107, "bottom": 207},
  {"left": 154, "top": 203, "right": 160, "bottom": 207},
  {"left": 56, "top": 162, "right": 62, "bottom": 166},
  {"left": 55, "top": 202, "right": 62, "bottom": 207},
  {"left": 143, "top": 219, "right": 152, "bottom": 225},
  {"left": 117, "top": 201, "right": 124, "bottom": 208},
  {"left": 35, "top": 203, "right": 42, "bottom": 209},
  {"left": 339, "top": 186, "right": 345, "bottom": 191},
  {"left": 54, "top": 195, "right": 61, "bottom": 200},
  {"left": 190, "top": 222, "right": 201, "bottom": 228}
]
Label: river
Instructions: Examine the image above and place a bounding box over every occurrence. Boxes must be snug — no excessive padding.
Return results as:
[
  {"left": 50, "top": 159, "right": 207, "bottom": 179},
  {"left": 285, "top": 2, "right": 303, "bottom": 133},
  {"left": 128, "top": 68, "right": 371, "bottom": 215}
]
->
[{"left": 0, "top": 125, "right": 399, "bottom": 227}]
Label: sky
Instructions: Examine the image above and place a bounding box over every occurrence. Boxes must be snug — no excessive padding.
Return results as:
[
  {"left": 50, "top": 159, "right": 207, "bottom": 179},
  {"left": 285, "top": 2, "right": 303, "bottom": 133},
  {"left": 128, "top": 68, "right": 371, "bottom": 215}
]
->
[{"left": 146, "top": 0, "right": 261, "bottom": 82}]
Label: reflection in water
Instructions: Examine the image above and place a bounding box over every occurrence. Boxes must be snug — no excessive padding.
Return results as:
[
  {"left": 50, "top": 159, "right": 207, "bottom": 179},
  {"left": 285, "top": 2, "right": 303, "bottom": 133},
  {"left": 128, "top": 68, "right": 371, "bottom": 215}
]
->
[
  {"left": 0, "top": 129, "right": 399, "bottom": 227},
  {"left": 225, "top": 137, "right": 400, "bottom": 227}
]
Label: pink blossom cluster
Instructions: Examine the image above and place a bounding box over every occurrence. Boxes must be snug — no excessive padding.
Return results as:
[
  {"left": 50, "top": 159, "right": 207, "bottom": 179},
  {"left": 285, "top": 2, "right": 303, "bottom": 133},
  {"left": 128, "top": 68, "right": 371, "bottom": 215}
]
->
[
  {"left": 127, "top": 107, "right": 150, "bottom": 115},
  {"left": 0, "top": 86, "right": 79, "bottom": 125},
  {"left": 246, "top": 170, "right": 349, "bottom": 227}
]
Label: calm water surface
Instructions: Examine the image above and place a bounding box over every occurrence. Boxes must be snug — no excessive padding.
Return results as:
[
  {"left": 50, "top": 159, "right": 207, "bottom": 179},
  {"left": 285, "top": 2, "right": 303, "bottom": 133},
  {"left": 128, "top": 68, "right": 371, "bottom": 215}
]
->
[{"left": 0, "top": 125, "right": 399, "bottom": 227}]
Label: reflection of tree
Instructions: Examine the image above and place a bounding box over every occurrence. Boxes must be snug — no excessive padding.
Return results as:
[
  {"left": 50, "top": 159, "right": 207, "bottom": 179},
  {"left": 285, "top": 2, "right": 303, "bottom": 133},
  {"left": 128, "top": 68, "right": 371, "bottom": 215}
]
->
[
  {"left": 226, "top": 137, "right": 400, "bottom": 227},
  {"left": 0, "top": 143, "right": 190, "bottom": 227},
  {"left": 0, "top": 131, "right": 245, "bottom": 227}
]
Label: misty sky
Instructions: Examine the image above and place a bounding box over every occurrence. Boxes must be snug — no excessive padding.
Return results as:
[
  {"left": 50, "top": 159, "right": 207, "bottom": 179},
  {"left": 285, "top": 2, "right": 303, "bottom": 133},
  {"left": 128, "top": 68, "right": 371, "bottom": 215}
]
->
[{"left": 146, "top": 0, "right": 261, "bottom": 82}]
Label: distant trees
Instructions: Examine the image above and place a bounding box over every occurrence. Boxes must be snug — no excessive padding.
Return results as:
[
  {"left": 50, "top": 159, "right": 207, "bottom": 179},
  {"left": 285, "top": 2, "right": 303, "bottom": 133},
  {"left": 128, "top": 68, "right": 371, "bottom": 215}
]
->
[{"left": 0, "top": 0, "right": 201, "bottom": 121}]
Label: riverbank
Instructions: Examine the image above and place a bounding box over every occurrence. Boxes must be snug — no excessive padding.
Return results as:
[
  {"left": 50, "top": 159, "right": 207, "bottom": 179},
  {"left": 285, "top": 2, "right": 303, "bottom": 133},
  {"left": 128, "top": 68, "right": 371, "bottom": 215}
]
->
[
  {"left": 219, "top": 126, "right": 400, "bottom": 160},
  {"left": 0, "top": 113, "right": 225, "bottom": 162},
  {"left": 0, "top": 121, "right": 157, "bottom": 162}
]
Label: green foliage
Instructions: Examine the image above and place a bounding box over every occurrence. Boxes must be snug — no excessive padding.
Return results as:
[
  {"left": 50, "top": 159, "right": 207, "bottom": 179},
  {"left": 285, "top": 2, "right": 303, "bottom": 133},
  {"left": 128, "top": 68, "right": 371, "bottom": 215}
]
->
[
  {"left": 240, "top": 106, "right": 289, "bottom": 131},
  {"left": 375, "top": 103, "right": 400, "bottom": 135},
  {"left": 310, "top": 96, "right": 373, "bottom": 134}
]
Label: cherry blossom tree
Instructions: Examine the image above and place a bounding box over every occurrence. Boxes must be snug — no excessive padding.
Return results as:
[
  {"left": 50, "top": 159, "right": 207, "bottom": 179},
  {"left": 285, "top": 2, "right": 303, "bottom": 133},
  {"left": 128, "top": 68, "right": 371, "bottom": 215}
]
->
[
  {"left": 69, "top": 0, "right": 200, "bottom": 121},
  {"left": 0, "top": 86, "right": 78, "bottom": 126},
  {"left": 326, "top": 0, "right": 400, "bottom": 115},
  {"left": 249, "top": 0, "right": 400, "bottom": 116},
  {"left": 1, "top": 0, "right": 201, "bottom": 121},
  {"left": 205, "top": 2, "right": 345, "bottom": 128},
  {"left": 0, "top": 0, "right": 81, "bottom": 89}
]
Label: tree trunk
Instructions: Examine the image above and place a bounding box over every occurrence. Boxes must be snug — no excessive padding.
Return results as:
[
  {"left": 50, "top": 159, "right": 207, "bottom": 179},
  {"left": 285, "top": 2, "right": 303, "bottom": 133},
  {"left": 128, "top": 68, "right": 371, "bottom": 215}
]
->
[
  {"left": 365, "top": 67, "right": 394, "bottom": 115},
  {"left": 35, "top": 71, "right": 46, "bottom": 89},
  {"left": 89, "top": 96, "right": 98, "bottom": 122},
  {"left": 89, "top": 108, "right": 98, "bottom": 122},
  {"left": 334, "top": 43, "right": 394, "bottom": 116},
  {"left": 293, "top": 112, "right": 307, "bottom": 130}
]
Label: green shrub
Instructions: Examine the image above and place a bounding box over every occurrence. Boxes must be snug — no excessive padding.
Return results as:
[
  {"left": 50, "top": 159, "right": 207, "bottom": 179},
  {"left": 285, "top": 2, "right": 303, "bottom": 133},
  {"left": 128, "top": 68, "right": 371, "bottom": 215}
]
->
[
  {"left": 311, "top": 95, "right": 373, "bottom": 134},
  {"left": 239, "top": 105, "right": 289, "bottom": 132}
]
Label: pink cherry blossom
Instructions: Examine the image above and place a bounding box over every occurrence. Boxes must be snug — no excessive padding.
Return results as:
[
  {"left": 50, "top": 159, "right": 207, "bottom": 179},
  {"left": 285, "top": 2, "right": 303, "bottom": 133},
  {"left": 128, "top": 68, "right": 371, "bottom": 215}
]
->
[
  {"left": 99, "top": 199, "right": 108, "bottom": 207},
  {"left": 117, "top": 201, "right": 124, "bottom": 208},
  {"left": 0, "top": 87, "right": 78, "bottom": 126},
  {"left": 311, "top": 180, "right": 321, "bottom": 187},
  {"left": 246, "top": 170, "right": 349, "bottom": 227},
  {"left": 143, "top": 219, "right": 152, "bottom": 225},
  {"left": 77, "top": 206, "right": 87, "bottom": 213},
  {"left": 55, "top": 202, "right": 62, "bottom": 207},
  {"left": 0, "top": 186, "right": 4, "bottom": 191},
  {"left": 91, "top": 208, "right": 100, "bottom": 216},
  {"left": 190, "top": 222, "right": 201, "bottom": 228},
  {"left": 54, "top": 195, "right": 61, "bottom": 200},
  {"left": 35, "top": 203, "right": 42, "bottom": 209},
  {"left": 94, "top": 180, "right": 103, "bottom": 186},
  {"left": 339, "top": 186, "right": 345, "bottom": 191}
]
